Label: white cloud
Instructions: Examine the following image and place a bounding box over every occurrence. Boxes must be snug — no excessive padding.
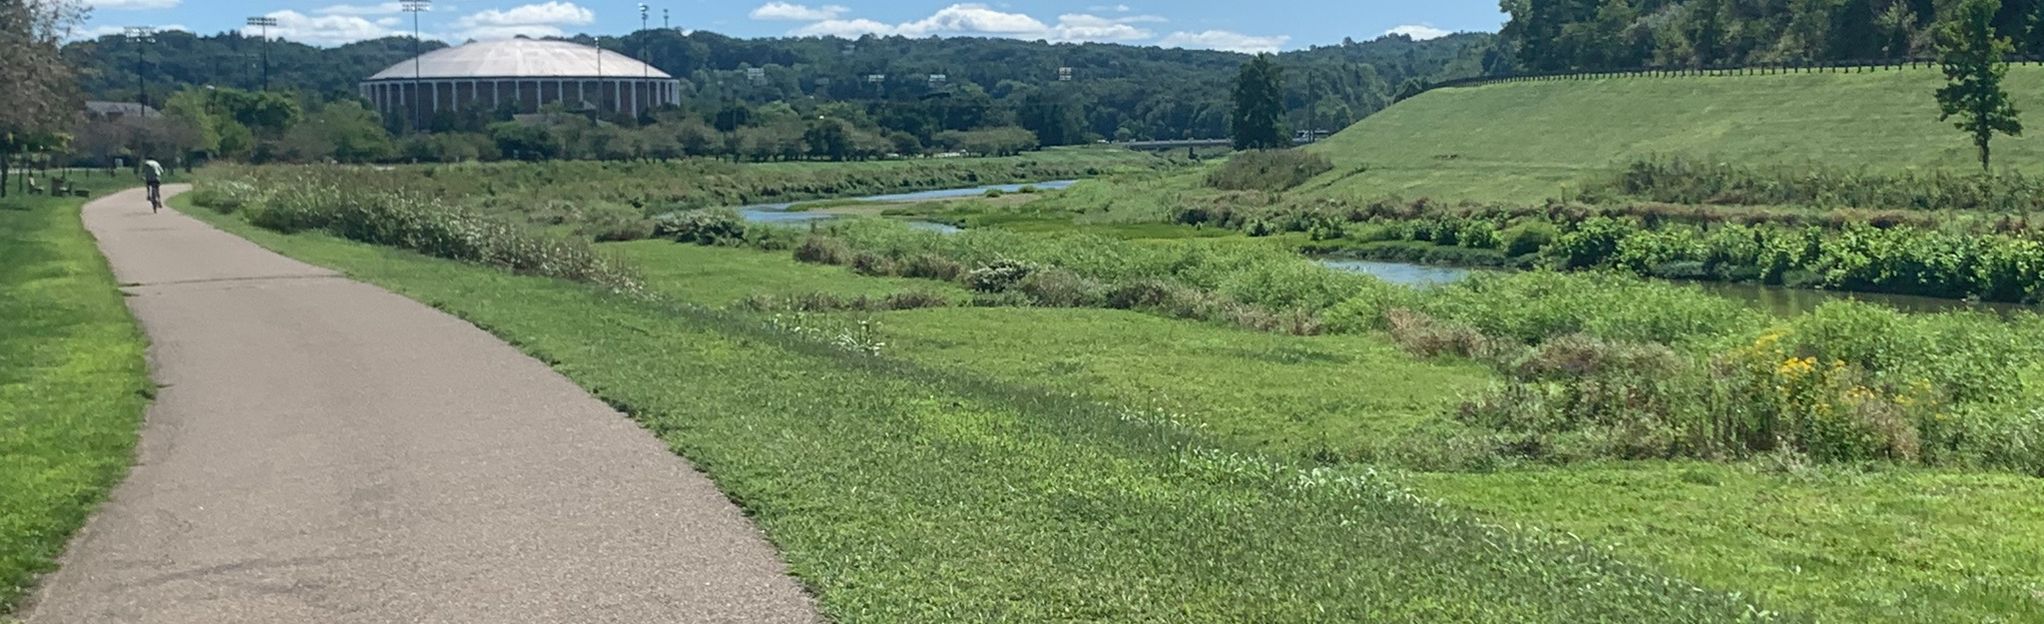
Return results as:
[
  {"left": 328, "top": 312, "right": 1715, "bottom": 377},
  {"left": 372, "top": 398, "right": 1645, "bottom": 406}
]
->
[
  {"left": 1049, "top": 14, "right": 1152, "bottom": 42},
  {"left": 792, "top": 18, "right": 896, "bottom": 38},
  {"left": 86, "top": 0, "right": 180, "bottom": 10},
  {"left": 1385, "top": 24, "right": 1450, "bottom": 40},
  {"left": 790, "top": 4, "right": 1160, "bottom": 43},
  {"left": 317, "top": 2, "right": 404, "bottom": 16},
  {"left": 896, "top": 4, "right": 1046, "bottom": 36},
  {"left": 749, "top": 2, "right": 849, "bottom": 21},
  {"left": 455, "top": 1, "right": 595, "bottom": 40},
  {"left": 1088, "top": 4, "right": 1131, "bottom": 12},
  {"left": 1158, "top": 29, "right": 1289, "bottom": 54},
  {"left": 260, "top": 10, "right": 409, "bottom": 45},
  {"left": 72, "top": 23, "right": 189, "bottom": 40}
]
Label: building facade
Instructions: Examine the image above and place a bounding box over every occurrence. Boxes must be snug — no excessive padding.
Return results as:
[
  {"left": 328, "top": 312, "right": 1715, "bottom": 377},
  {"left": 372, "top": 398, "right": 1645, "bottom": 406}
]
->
[{"left": 360, "top": 38, "right": 681, "bottom": 123}]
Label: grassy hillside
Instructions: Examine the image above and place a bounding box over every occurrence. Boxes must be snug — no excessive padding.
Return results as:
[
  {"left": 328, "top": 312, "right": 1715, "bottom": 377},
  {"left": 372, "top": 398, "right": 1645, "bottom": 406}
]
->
[{"left": 1306, "top": 67, "right": 2044, "bottom": 202}]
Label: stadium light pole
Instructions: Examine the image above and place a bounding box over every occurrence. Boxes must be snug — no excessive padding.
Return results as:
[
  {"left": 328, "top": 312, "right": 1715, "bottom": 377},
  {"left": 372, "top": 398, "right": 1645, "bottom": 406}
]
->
[
  {"left": 124, "top": 27, "right": 156, "bottom": 108},
  {"left": 245, "top": 17, "right": 278, "bottom": 91},
  {"left": 401, "top": 0, "right": 431, "bottom": 132}
]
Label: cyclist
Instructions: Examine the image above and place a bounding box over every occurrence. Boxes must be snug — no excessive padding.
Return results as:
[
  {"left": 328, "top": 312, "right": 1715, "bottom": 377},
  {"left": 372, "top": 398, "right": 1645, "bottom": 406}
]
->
[{"left": 142, "top": 158, "right": 165, "bottom": 212}]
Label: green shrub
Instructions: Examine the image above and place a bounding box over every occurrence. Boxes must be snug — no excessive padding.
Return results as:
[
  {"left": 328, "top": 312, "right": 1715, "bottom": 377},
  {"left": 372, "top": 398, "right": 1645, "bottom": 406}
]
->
[
  {"left": 794, "top": 236, "right": 855, "bottom": 265},
  {"left": 1017, "top": 268, "right": 1107, "bottom": 308},
  {"left": 899, "top": 253, "right": 965, "bottom": 281},
  {"left": 967, "top": 259, "right": 1037, "bottom": 293},
  {"left": 187, "top": 180, "right": 265, "bottom": 214},
  {"left": 1500, "top": 220, "right": 1559, "bottom": 256},
  {"left": 850, "top": 251, "right": 898, "bottom": 276},
  {"left": 654, "top": 209, "right": 748, "bottom": 245}
]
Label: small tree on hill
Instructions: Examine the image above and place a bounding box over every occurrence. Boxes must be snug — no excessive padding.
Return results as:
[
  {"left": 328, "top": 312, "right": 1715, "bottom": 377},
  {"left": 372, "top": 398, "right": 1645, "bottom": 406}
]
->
[
  {"left": 1230, "top": 53, "right": 1287, "bottom": 150},
  {"left": 1935, "top": 0, "right": 2021, "bottom": 171}
]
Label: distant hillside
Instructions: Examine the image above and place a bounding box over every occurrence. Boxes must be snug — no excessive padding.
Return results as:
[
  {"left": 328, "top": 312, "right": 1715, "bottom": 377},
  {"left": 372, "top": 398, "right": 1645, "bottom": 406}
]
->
[
  {"left": 1302, "top": 66, "right": 2044, "bottom": 202},
  {"left": 62, "top": 30, "right": 1496, "bottom": 141}
]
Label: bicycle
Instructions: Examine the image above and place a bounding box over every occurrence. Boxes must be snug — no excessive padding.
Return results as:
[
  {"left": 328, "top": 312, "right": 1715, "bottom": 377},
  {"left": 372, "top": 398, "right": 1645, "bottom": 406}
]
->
[{"left": 146, "top": 181, "right": 161, "bottom": 213}]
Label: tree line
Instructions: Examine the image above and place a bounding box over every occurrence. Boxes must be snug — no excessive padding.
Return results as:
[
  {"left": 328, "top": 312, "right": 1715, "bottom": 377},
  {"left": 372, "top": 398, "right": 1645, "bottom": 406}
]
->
[
  {"left": 1497, "top": 0, "right": 2044, "bottom": 72},
  {"left": 61, "top": 28, "right": 1493, "bottom": 143}
]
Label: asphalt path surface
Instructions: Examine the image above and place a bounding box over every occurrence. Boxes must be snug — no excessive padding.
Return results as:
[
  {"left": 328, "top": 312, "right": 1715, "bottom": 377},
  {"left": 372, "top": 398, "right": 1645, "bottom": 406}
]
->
[{"left": 24, "top": 186, "right": 818, "bottom": 623}]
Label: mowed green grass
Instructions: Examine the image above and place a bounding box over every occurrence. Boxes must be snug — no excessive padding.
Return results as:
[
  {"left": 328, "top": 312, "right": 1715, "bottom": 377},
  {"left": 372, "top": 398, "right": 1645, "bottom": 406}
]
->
[
  {"left": 0, "top": 189, "right": 150, "bottom": 613},
  {"left": 596, "top": 242, "right": 2044, "bottom": 623},
  {"left": 610, "top": 242, "right": 1490, "bottom": 458},
  {"left": 174, "top": 197, "right": 1771, "bottom": 622},
  {"left": 1306, "top": 67, "right": 2044, "bottom": 202},
  {"left": 1416, "top": 466, "right": 2044, "bottom": 624},
  {"left": 875, "top": 307, "right": 1489, "bottom": 458}
]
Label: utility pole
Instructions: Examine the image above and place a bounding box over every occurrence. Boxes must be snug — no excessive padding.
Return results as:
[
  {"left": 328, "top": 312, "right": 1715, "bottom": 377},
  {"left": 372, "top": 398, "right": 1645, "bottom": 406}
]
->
[
  {"left": 401, "top": 0, "right": 430, "bottom": 132},
  {"left": 663, "top": 8, "right": 670, "bottom": 30},
  {"left": 245, "top": 16, "right": 277, "bottom": 91},
  {"left": 639, "top": 3, "right": 650, "bottom": 83},
  {"left": 638, "top": 4, "right": 651, "bottom": 116},
  {"left": 125, "top": 27, "right": 155, "bottom": 108}
]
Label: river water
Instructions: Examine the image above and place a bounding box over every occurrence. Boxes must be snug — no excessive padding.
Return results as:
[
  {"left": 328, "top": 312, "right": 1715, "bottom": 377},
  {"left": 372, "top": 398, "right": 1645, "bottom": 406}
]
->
[
  {"left": 725, "top": 180, "right": 2019, "bottom": 316},
  {"left": 1316, "top": 258, "right": 2026, "bottom": 316},
  {"left": 736, "top": 180, "right": 1078, "bottom": 227}
]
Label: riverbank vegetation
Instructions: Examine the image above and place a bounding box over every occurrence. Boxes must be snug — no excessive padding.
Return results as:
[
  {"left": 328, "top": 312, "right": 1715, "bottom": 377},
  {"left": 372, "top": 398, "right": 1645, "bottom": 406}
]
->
[
  {"left": 196, "top": 148, "right": 1174, "bottom": 241},
  {"left": 0, "top": 182, "right": 150, "bottom": 613},
  {"left": 173, "top": 184, "right": 1790, "bottom": 623},
  {"left": 180, "top": 170, "right": 2044, "bottom": 621}
]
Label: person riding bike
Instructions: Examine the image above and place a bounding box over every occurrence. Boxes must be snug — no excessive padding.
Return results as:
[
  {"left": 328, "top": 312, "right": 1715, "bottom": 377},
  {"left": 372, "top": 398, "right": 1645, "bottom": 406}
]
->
[{"left": 142, "top": 158, "right": 165, "bottom": 212}]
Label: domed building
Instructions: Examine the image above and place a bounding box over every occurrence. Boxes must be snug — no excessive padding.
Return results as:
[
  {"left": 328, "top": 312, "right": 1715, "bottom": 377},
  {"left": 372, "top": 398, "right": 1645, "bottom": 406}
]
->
[{"left": 359, "top": 38, "right": 680, "bottom": 122}]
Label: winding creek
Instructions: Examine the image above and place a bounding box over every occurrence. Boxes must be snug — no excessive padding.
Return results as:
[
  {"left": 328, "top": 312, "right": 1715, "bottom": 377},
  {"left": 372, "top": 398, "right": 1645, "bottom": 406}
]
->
[{"left": 730, "top": 180, "right": 2024, "bottom": 317}]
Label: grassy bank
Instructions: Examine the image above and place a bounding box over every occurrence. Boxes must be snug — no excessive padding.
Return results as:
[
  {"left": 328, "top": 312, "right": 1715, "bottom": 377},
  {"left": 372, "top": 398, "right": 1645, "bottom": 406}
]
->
[
  {"left": 609, "top": 241, "right": 2044, "bottom": 623},
  {"left": 1310, "top": 67, "right": 2044, "bottom": 202},
  {"left": 0, "top": 187, "right": 151, "bottom": 613},
  {"left": 172, "top": 194, "right": 1779, "bottom": 622}
]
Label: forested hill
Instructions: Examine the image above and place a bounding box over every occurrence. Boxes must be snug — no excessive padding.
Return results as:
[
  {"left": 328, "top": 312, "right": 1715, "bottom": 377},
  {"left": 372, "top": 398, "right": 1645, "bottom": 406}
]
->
[
  {"left": 1498, "top": 0, "right": 2044, "bottom": 72},
  {"left": 62, "top": 30, "right": 1495, "bottom": 140}
]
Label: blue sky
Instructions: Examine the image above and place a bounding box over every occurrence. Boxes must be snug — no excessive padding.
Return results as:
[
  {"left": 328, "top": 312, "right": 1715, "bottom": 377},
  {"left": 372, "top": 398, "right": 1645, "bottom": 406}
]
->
[{"left": 77, "top": 0, "right": 1507, "bottom": 52}]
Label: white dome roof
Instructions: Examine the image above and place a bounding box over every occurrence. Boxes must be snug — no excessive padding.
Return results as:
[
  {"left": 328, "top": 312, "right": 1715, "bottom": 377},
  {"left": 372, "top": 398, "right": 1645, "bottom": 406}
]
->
[{"left": 366, "top": 38, "right": 672, "bottom": 81}]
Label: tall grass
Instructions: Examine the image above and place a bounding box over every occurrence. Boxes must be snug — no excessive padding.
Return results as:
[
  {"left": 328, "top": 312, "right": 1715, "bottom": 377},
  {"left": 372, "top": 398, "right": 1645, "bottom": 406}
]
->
[
  {"left": 201, "top": 149, "right": 1176, "bottom": 241},
  {"left": 1204, "top": 149, "right": 1334, "bottom": 192},
  {"left": 1606, "top": 156, "right": 2044, "bottom": 212},
  {"left": 190, "top": 171, "right": 643, "bottom": 293}
]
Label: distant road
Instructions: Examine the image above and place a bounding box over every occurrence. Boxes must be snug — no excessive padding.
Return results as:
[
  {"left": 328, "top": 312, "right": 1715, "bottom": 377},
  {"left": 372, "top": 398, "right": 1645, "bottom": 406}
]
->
[{"left": 24, "top": 186, "right": 818, "bottom": 623}]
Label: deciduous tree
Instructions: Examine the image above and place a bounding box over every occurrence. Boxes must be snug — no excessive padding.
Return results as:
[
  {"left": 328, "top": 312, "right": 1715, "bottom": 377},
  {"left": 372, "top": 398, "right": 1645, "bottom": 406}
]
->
[
  {"left": 1230, "top": 53, "right": 1287, "bottom": 150},
  {"left": 1935, "top": 0, "right": 2022, "bottom": 171},
  {"left": 0, "top": 0, "right": 84, "bottom": 197}
]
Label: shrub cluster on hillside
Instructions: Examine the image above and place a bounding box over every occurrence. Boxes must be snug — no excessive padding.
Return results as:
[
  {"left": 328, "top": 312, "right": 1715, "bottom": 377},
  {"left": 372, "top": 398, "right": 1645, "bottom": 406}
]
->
[
  {"left": 1204, "top": 150, "right": 1335, "bottom": 192},
  {"left": 1603, "top": 156, "right": 2044, "bottom": 212}
]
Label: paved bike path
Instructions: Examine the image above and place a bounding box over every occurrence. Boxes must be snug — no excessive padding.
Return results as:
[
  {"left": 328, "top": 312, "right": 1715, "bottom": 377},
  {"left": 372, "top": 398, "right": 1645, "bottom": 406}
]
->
[{"left": 24, "top": 186, "right": 818, "bottom": 623}]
